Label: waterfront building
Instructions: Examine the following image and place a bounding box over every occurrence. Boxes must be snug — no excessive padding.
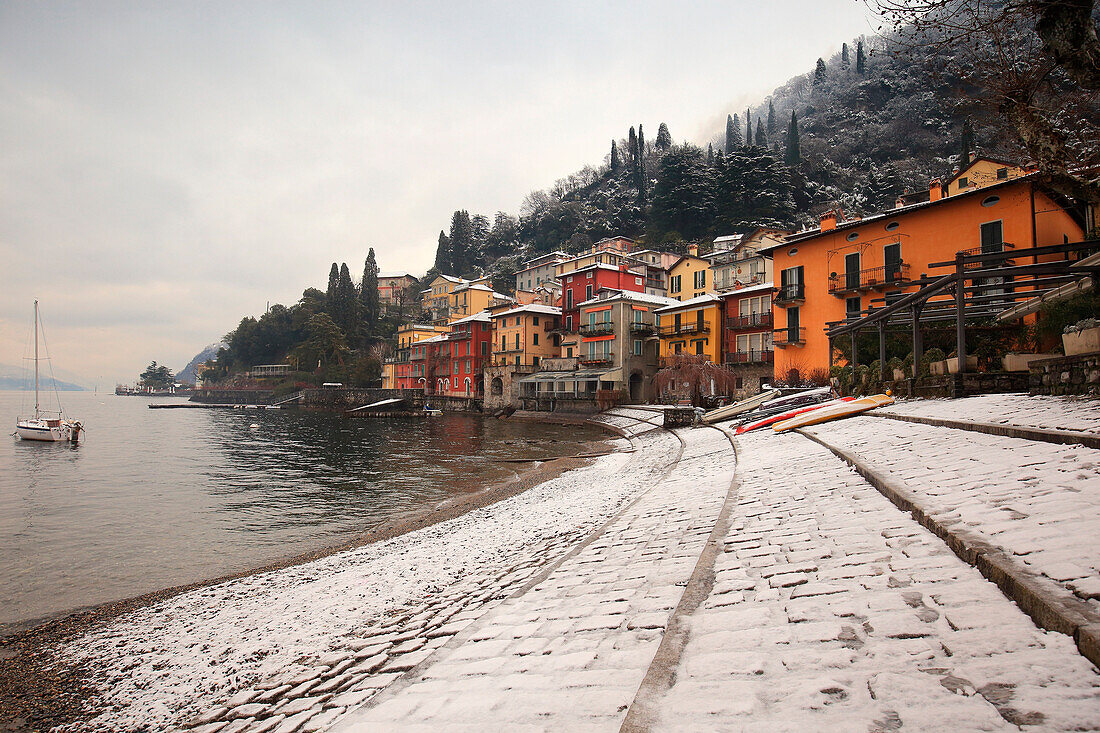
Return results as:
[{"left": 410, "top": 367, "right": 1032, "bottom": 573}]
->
[
  {"left": 384, "top": 324, "right": 450, "bottom": 390},
  {"left": 421, "top": 274, "right": 467, "bottom": 324},
  {"left": 558, "top": 264, "right": 647, "bottom": 357},
  {"left": 519, "top": 288, "right": 676, "bottom": 410},
  {"left": 435, "top": 311, "right": 493, "bottom": 397},
  {"left": 552, "top": 237, "right": 637, "bottom": 280},
  {"left": 448, "top": 279, "right": 510, "bottom": 322},
  {"left": 514, "top": 251, "right": 568, "bottom": 292},
  {"left": 759, "top": 170, "right": 1086, "bottom": 379},
  {"left": 666, "top": 245, "right": 714, "bottom": 301},
  {"left": 484, "top": 303, "right": 562, "bottom": 410},
  {"left": 719, "top": 282, "right": 776, "bottom": 397},
  {"left": 708, "top": 228, "right": 787, "bottom": 292},
  {"left": 655, "top": 293, "right": 723, "bottom": 364}
]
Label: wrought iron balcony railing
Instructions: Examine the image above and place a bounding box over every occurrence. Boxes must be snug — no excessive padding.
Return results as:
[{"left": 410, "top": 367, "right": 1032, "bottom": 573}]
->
[
  {"left": 578, "top": 353, "right": 614, "bottom": 367},
  {"left": 828, "top": 263, "right": 911, "bottom": 294},
  {"left": 772, "top": 326, "right": 806, "bottom": 347},
  {"left": 629, "top": 321, "right": 657, "bottom": 335},
  {"left": 725, "top": 350, "right": 774, "bottom": 365},
  {"left": 657, "top": 322, "right": 710, "bottom": 337},
  {"left": 579, "top": 322, "right": 615, "bottom": 337},
  {"left": 725, "top": 312, "right": 773, "bottom": 330},
  {"left": 774, "top": 283, "right": 805, "bottom": 305}
]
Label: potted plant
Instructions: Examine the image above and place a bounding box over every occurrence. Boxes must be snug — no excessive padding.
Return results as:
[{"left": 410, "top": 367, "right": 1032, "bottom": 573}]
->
[
  {"left": 888, "top": 356, "right": 906, "bottom": 381},
  {"left": 1063, "top": 318, "right": 1100, "bottom": 356},
  {"left": 944, "top": 350, "right": 979, "bottom": 374},
  {"left": 925, "top": 348, "right": 948, "bottom": 376}
]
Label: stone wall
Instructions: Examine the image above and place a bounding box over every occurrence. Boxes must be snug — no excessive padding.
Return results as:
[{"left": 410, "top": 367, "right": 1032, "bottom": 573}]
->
[
  {"left": 1029, "top": 352, "right": 1100, "bottom": 396},
  {"left": 190, "top": 389, "right": 275, "bottom": 405},
  {"left": 729, "top": 363, "right": 773, "bottom": 399},
  {"left": 483, "top": 364, "right": 536, "bottom": 411},
  {"left": 301, "top": 387, "right": 483, "bottom": 412}
]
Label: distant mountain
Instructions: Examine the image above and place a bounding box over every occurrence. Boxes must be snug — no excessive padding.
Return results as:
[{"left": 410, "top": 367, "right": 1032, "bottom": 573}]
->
[
  {"left": 0, "top": 363, "right": 88, "bottom": 391},
  {"left": 176, "top": 342, "right": 225, "bottom": 385}
]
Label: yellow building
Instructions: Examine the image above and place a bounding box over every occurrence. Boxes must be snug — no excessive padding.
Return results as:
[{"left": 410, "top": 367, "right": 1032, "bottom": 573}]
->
[
  {"left": 448, "top": 280, "right": 510, "bottom": 321},
  {"left": 421, "top": 274, "right": 467, "bottom": 322},
  {"left": 383, "top": 323, "right": 450, "bottom": 389},
  {"left": 943, "top": 157, "right": 1029, "bottom": 197},
  {"left": 655, "top": 294, "right": 723, "bottom": 363},
  {"left": 666, "top": 247, "right": 714, "bottom": 301},
  {"left": 489, "top": 304, "right": 562, "bottom": 368}
]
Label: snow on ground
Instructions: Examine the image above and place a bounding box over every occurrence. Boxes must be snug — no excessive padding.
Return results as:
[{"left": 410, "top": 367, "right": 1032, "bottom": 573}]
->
[
  {"left": 655, "top": 430, "right": 1100, "bottom": 731},
  {"left": 801, "top": 415, "right": 1100, "bottom": 610},
  {"left": 57, "top": 422, "right": 680, "bottom": 732},
  {"left": 880, "top": 393, "right": 1100, "bottom": 434}
]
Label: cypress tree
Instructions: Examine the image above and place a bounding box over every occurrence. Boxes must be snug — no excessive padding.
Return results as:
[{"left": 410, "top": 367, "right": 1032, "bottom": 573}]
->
[
  {"left": 326, "top": 263, "right": 339, "bottom": 309},
  {"left": 638, "top": 124, "right": 646, "bottom": 157},
  {"left": 360, "top": 248, "right": 380, "bottom": 329},
  {"left": 841, "top": 42, "right": 850, "bottom": 69},
  {"left": 767, "top": 100, "right": 776, "bottom": 135},
  {"left": 725, "top": 114, "right": 742, "bottom": 153},
  {"left": 433, "top": 231, "right": 451, "bottom": 274},
  {"left": 636, "top": 124, "right": 647, "bottom": 207},
  {"left": 755, "top": 119, "right": 767, "bottom": 147},
  {"left": 334, "top": 262, "right": 359, "bottom": 341},
  {"left": 610, "top": 139, "right": 621, "bottom": 171},
  {"left": 707, "top": 143, "right": 714, "bottom": 165},
  {"left": 959, "top": 119, "right": 974, "bottom": 167},
  {"left": 814, "top": 58, "right": 827, "bottom": 86},
  {"left": 786, "top": 111, "right": 801, "bottom": 166},
  {"left": 656, "top": 122, "right": 672, "bottom": 152},
  {"left": 744, "top": 109, "right": 752, "bottom": 146},
  {"left": 628, "top": 126, "right": 638, "bottom": 165},
  {"left": 856, "top": 41, "right": 866, "bottom": 74},
  {"left": 448, "top": 210, "right": 473, "bottom": 276}
]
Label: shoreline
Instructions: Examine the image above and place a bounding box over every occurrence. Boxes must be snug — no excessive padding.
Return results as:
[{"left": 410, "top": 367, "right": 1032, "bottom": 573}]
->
[{"left": 0, "top": 421, "right": 622, "bottom": 732}]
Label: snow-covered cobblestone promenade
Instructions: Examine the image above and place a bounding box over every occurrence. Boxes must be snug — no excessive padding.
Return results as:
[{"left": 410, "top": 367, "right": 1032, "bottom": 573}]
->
[{"left": 51, "top": 398, "right": 1100, "bottom": 732}]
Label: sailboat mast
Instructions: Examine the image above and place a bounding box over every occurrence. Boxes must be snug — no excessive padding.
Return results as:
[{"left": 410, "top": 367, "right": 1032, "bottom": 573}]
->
[{"left": 34, "top": 300, "right": 40, "bottom": 418}]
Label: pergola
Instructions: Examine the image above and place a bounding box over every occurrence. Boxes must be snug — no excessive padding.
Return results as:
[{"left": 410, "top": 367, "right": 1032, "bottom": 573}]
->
[{"left": 825, "top": 240, "right": 1100, "bottom": 381}]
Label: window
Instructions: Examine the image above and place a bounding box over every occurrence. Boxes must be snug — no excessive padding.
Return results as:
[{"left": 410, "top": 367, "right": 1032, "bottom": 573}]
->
[
  {"left": 695, "top": 340, "right": 704, "bottom": 355},
  {"left": 481, "top": 341, "right": 487, "bottom": 355},
  {"left": 633, "top": 339, "right": 643, "bottom": 355},
  {"left": 996, "top": 167, "right": 1008, "bottom": 179},
  {"left": 787, "top": 248, "right": 798, "bottom": 256},
  {"left": 453, "top": 362, "right": 459, "bottom": 375},
  {"left": 532, "top": 356, "right": 539, "bottom": 367},
  {"left": 533, "top": 333, "right": 539, "bottom": 346},
  {"left": 635, "top": 277, "right": 643, "bottom": 286},
  {"left": 787, "top": 306, "right": 800, "bottom": 337},
  {"left": 532, "top": 316, "right": 539, "bottom": 326},
  {"left": 693, "top": 270, "right": 706, "bottom": 289},
  {"left": 780, "top": 266, "right": 804, "bottom": 300},
  {"left": 501, "top": 337, "right": 506, "bottom": 351},
  {"left": 958, "top": 176, "right": 968, "bottom": 187},
  {"left": 567, "top": 347, "right": 573, "bottom": 357},
  {"left": 566, "top": 290, "right": 574, "bottom": 309},
  {"left": 980, "top": 220, "right": 1004, "bottom": 253},
  {"left": 884, "top": 242, "right": 902, "bottom": 281},
  {"left": 566, "top": 315, "right": 573, "bottom": 331},
  {"left": 465, "top": 359, "right": 471, "bottom": 373},
  {"left": 844, "top": 252, "right": 860, "bottom": 290},
  {"left": 670, "top": 274, "right": 681, "bottom": 293},
  {"left": 846, "top": 232, "right": 859, "bottom": 242},
  {"left": 981, "top": 195, "right": 1000, "bottom": 207},
  {"left": 586, "top": 284, "right": 593, "bottom": 300},
  {"left": 515, "top": 333, "right": 521, "bottom": 349},
  {"left": 846, "top": 297, "right": 861, "bottom": 319}
]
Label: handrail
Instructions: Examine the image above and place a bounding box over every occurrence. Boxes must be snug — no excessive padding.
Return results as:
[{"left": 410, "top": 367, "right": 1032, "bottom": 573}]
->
[
  {"left": 774, "top": 283, "right": 805, "bottom": 303},
  {"left": 579, "top": 322, "right": 615, "bottom": 336},
  {"left": 772, "top": 326, "right": 807, "bottom": 345},
  {"left": 726, "top": 312, "right": 772, "bottom": 329},
  {"left": 725, "top": 350, "right": 774, "bottom": 364},
  {"left": 657, "top": 322, "right": 710, "bottom": 336},
  {"left": 828, "top": 263, "right": 911, "bottom": 293}
]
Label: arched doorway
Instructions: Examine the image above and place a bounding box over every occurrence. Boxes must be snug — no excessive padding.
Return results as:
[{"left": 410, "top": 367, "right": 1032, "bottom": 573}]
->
[
  {"left": 490, "top": 377, "right": 503, "bottom": 396},
  {"left": 629, "top": 372, "right": 644, "bottom": 403}
]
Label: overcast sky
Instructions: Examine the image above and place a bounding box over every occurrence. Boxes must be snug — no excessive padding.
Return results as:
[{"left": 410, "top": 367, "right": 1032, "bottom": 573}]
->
[{"left": 0, "top": 1, "right": 876, "bottom": 385}]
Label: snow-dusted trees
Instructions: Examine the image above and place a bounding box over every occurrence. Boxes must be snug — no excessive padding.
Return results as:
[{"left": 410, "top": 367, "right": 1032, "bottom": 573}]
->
[
  {"left": 725, "top": 114, "right": 742, "bottom": 152},
  {"left": 656, "top": 123, "right": 673, "bottom": 152},
  {"left": 814, "top": 58, "right": 828, "bottom": 85},
  {"left": 649, "top": 144, "right": 715, "bottom": 240}
]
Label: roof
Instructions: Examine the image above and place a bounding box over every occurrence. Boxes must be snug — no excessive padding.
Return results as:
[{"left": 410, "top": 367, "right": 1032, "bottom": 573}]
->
[
  {"left": 414, "top": 334, "right": 449, "bottom": 345},
  {"left": 712, "top": 234, "right": 742, "bottom": 244},
  {"left": 667, "top": 254, "right": 710, "bottom": 271},
  {"left": 566, "top": 262, "right": 644, "bottom": 277},
  {"left": 759, "top": 174, "right": 1037, "bottom": 254},
  {"left": 577, "top": 289, "right": 680, "bottom": 308},
  {"left": 945, "top": 156, "right": 1023, "bottom": 186},
  {"left": 655, "top": 293, "right": 722, "bottom": 314},
  {"left": 490, "top": 303, "right": 561, "bottom": 319},
  {"left": 450, "top": 310, "right": 492, "bottom": 325},
  {"left": 717, "top": 282, "right": 775, "bottom": 298},
  {"left": 377, "top": 272, "right": 416, "bottom": 279}
]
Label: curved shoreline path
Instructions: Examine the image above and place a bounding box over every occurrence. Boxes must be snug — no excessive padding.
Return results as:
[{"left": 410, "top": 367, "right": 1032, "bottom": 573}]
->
[{"left": 37, "top": 397, "right": 1100, "bottom": 731}]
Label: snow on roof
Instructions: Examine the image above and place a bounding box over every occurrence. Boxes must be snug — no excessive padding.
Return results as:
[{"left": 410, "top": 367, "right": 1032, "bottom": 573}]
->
[
  {"left": 378, "top": 272, "right": 416, "bottom": 279},
  {"left": 450, "top": 310, "right": 492, "bottom": 325},
  {"left": 717, "top": 282, "right": 775, "bottom": 298},
  {"left": 654, "top": 293, "right": 721, "bottom": 313},
  {"left": 490, "top": 303, "right": 561, "bottom": 319},
  {"left": 577, "top": 289, "right": 680, "bottom": 308},
  {"left": 415, "top": 334, "right": 449, "bottom": 344}
]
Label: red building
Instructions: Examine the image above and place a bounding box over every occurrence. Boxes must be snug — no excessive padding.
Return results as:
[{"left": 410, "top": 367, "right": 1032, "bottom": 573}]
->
[
  {"left": 719, "top": 282, "right": 776, "bottom": 397},
  {"left": 394, "top": 334, "right": 446, "bottom": 391},
  {"left": 435, "top": 312, "right": 493, "bottom": 397},
  {"left": 559, "top": 264, "right": 647, "bottom": 334}
]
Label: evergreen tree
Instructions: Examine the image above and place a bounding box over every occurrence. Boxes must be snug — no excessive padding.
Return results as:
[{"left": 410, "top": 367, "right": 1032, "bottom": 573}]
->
[
  {"left": 655, "top": 122, "right": 672, "bottom": 152},
  {"left": 959, "top": 119, "right": 974, "bottom": 167},
  {"left": 610, "top": 139, "right": 621, "bottom": 172},
  {"left": 707, "top": 143, "right": 715, "bottom": 165},
  {"left": 638, "top": 124, "right": 646, "bottom": 157},
  {"left": 744, "top": 109, "right": 752, "bottom": 146},
  {"left": 814, "top": 58, "right": 827, "bottom": 86},
  {"left": 471, "top": 213, "right": 490, "bottom": 266},
  {"left": 636, "top": 124, "right": 647, "bottom": 207},
  {"left": 333, "top": 263, "right": 359, "bottom": 342},
  {"left": 725, "top": 114, "right": 742, "bottom": 153},
  {"left": 856, "top": 41, "right": 866, "bottom": 74},
  {"left": 755, "top": 119, "right": 767, "bottom": 147},
  {"left": 433, "top": 231, "right": 451, "bottom": 274},
  {"left": 841, "top": 42, "right": 850, "bottom": 69},
  {"left": 714, "top": 146, "right": 795, "bottom": 231},
  {"left": 649, "top": 144, "right": 715, "bottom": 240},
  {"left": 359, "top": 248, "right": 380, "bottom": 331},
  {"left": 767, "top": 100, "right": 776, "bottom": 135},
  {"left": 325, "top": 263, "right": 339, "bottom": 309},
  {"left": 448, "top": 210, "right": 474, "bottom": 276},
  {"left": 786, "top": 111, "right": 801, "bottom": 166},
  {"left": 628, "top": 126, "right": 638, "bottom": 165}
]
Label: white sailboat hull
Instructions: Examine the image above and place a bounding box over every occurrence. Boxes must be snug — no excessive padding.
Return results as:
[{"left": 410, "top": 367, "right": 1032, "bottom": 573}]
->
[{"left": 16, "top": 419, "right": 75, "bottom": 442}]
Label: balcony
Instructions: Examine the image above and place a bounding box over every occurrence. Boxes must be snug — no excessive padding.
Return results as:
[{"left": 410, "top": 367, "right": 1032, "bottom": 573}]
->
[
  {"left": 579, "top": 353, "right": 614, "bottom": 367},
  {"left": 725, "top": 312, "right": 773, "bottom": 330},
  {"left": 715, "top": 275, "right": 765, "bottom": 291},
  {"left": 828, "top": 263, "right": 911, "bottom": 295},
  {"left": 774, "top": 283, "right": 805, "bottom": 305},
  {"left": 772, "top": 327, "right": 806, "bottom": 347},
  {"left": 725, "top": 350, "right": 774, "bottom": 365},
  {"left": 629, "top": 321, "right": 657, "bottom": 336},
  {"left": 959, "top": 242, "right": 1016, "bottom": 268},
  {"left": 446, "top": 329, "right": 472, "bottom": 340},
  {"left": 579, "top": 322, "right": 615, "bottom": 337},
  {"left": 657, "top": 322, "right": 710, "bottom": 337}
]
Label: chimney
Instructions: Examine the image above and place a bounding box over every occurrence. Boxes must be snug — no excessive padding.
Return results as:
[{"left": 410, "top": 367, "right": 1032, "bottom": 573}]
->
[
  {"left": 895, "top": 196, "right": 905, "bottom": 209},
  {"left": 688, "top": 243, "right": 699, "bottom": 257},
  {"left": 819, "top": 210, "right": 838, "bottom": 231},
  {"left": 929, "top": 178, "right": 942, "bottom": 202}
]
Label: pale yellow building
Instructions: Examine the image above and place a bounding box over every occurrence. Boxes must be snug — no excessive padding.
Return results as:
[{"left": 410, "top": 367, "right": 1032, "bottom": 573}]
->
[
  {"left": 666, "top": 246, "right": 714, "bottom": 301},
  {"left": 655, "top": 293, "right": 723, "bottom": 363},
  {"left": 943, "top": 157, "right": 1030, "bottom": 197}
]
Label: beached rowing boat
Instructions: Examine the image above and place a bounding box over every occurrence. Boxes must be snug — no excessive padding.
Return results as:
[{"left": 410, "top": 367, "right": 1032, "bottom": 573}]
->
[
  {"left": 736, "top": 396, "right": 855, "bottom": 434},
  {"left": 701, "top": 388, "right": 780, "bottom": 423},
  {"left": 772, "top": 393, "right": 895, "bottom": 433}
]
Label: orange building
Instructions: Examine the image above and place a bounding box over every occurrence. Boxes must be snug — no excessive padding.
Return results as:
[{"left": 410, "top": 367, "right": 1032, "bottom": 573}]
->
[{"left": 761, "top": 173, "right": 1085, "bottom": 377}]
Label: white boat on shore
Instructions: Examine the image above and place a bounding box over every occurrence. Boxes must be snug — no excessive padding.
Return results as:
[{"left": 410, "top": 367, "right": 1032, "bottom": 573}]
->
[{"left": 14, "top": 301, "right": 83, "bottom": 443}]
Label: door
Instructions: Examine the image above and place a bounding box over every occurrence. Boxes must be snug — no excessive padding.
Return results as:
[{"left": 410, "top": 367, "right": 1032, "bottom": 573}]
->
[
  {"left": 884, "top": 243, "right": 902, "bottom": 282},
  {"left": 980, "top": 221, "right": 1004, "bottom": 254},
  {"left": 787, "top": 307, "right": 800, "bottom": 342},
  {"left": 844, "top": 252, "right": 860, "bottom": 290}
]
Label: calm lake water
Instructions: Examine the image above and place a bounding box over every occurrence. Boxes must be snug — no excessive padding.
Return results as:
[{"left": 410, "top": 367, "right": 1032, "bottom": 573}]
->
[{"left": 0, "top": 391, "right": 604, "bottom": 629}]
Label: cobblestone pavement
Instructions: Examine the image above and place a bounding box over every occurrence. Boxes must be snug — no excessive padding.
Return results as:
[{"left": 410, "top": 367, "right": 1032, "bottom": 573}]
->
[
  {"left": 801, "top": 416, "right": 1100, "bottom": 611},
  {"left": 67, "top": 412, "right": 679, "bottom": 732},
  {"left": 652, "top": 429, "right": 1100, "bottom": 732},
  {"left": 879, "top": 394, "right": 1100, "bottom": 435},
  {"left": 330, "top": 425, "right": 737, "bottom": 731}
]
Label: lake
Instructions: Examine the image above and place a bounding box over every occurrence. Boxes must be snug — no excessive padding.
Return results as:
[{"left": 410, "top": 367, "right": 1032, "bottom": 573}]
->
[{"left": 0, "top": 391, "right": 604, "bottom": 629}]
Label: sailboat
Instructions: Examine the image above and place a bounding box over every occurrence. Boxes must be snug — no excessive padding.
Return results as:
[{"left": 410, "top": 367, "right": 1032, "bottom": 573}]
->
[{"left": 15, "top": 301, "right": 83, "bottom": 443}]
